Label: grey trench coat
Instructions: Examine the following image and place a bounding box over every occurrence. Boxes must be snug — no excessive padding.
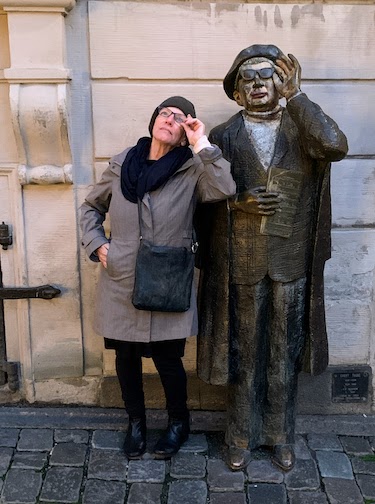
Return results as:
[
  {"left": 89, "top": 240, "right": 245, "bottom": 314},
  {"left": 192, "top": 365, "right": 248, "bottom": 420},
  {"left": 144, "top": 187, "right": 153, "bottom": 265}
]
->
[{"left": 80, "top": 145, "right": 236, "bottom": 343}]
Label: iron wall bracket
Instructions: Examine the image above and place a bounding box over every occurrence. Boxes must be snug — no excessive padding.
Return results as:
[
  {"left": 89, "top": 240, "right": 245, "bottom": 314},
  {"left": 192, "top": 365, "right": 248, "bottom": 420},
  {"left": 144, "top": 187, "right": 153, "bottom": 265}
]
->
[
  {"left": 0, "top": 284, "right": 61, "bottom": 391},
  {"left": 0, "top": 285, "right": 61, "bottom": 300}
]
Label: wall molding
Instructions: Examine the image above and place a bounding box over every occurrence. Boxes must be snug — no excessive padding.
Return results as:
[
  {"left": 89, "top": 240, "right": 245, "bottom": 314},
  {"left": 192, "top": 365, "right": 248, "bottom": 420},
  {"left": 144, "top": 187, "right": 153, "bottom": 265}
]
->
[
  {"left": 3, "top": 0, "right": 75, "bottom": 185},
  {"left": 9, "top": 83, "right": 73, "bottom": 185},
  {"left": 18, "top": 164, "right": 73, "bottom": 185},
  {"left": 4, "top": 68, "right": 70, "bottom": 83},
  {"left": 2, "top": 0, "right": 75, "bottom": 13}
]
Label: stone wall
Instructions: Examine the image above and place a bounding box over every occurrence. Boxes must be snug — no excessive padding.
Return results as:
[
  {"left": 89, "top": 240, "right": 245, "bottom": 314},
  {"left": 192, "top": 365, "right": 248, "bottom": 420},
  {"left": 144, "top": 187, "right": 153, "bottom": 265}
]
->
[{"left": 0, "top": 0, "right": 374, "bottom": 410}]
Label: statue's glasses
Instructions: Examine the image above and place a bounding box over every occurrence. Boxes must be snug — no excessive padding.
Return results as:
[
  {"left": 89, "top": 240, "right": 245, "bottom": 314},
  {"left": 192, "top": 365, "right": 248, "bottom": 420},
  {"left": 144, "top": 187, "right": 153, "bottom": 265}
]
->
[
  {"left": 157, "top": 107, "right": 187, "bottom": 125},
  {"left": 239, "top": 67, "right": 275, "bottom": 81}
]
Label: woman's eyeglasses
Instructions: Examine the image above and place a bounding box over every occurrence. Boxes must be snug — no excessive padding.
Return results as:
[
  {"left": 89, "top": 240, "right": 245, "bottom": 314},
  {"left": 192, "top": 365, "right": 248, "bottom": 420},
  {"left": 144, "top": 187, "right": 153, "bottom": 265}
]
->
[
  {"left": 158, "top": 107, "right": 187, "bottom": 124},
  {"left": 239, "top": 67, "right": 275, "bottom": 81}
]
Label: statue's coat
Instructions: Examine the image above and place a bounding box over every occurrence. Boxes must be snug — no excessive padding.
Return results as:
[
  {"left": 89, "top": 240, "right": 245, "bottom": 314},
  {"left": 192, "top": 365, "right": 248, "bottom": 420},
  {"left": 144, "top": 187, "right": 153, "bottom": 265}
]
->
[{"left": 197, "top": 93, "right": 348, "bottom": 385}]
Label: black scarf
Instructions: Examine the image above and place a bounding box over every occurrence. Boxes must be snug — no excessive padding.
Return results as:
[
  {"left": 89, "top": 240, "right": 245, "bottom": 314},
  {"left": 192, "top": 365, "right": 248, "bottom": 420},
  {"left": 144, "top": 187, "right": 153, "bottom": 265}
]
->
[{"left": 120, "top": 137, "right": 193, "bottom": 203}]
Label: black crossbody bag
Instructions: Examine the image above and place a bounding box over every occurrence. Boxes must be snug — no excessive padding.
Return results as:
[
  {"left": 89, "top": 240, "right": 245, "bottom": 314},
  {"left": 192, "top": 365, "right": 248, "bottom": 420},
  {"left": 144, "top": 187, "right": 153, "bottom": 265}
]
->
[{"left": 132, "top": 201, "right": 197, "bottom": 312}]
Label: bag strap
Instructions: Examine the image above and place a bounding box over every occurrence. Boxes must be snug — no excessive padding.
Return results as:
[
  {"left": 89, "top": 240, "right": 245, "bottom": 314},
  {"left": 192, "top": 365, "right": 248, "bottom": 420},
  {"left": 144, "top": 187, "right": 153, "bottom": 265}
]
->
[
  {"left": 137, "top": 200, "right": 143, "bottom": 239},
  {"left": 137, "top": 199, "right": 155, "bottom": 242}
]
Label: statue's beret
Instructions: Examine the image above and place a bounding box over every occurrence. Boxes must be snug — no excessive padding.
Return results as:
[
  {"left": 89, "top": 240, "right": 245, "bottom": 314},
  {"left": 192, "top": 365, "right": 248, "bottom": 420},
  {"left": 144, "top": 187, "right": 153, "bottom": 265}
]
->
[{"left": 223, "top": 44, "right": 284, "bottom": 100}]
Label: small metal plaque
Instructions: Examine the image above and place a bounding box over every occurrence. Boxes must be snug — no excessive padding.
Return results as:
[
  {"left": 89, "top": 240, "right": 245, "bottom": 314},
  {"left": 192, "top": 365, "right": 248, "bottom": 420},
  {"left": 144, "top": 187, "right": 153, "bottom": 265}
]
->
[{"left": 332, "top": 369, "right": 369, "bottom": 403}]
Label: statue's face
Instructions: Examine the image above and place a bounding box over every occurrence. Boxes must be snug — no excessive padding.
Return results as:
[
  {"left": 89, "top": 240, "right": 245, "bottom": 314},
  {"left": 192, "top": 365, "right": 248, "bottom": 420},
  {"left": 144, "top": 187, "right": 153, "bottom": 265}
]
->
[{"left": 233, "top": 60, "right": 279, "bottom": 112}]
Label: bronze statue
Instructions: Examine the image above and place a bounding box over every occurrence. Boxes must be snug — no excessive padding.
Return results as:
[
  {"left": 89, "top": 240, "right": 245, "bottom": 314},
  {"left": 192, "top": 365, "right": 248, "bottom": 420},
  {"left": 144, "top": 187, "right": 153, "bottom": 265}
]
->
[{"left": 197, "top": 45, "right": 348, "bottom": 471}]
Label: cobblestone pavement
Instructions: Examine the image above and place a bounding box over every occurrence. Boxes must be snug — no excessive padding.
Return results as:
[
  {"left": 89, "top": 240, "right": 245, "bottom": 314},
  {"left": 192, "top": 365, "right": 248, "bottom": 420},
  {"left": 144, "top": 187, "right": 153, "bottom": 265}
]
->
[{"left": 0, "top": 407, "right": 375, "bottom": 503}]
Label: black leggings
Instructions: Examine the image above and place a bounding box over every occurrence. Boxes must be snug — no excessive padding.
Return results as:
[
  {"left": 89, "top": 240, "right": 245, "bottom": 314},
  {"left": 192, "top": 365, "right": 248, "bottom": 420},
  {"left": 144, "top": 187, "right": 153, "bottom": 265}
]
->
[{"left": 115, "top": 342, "right": 188, "bottom": 420}]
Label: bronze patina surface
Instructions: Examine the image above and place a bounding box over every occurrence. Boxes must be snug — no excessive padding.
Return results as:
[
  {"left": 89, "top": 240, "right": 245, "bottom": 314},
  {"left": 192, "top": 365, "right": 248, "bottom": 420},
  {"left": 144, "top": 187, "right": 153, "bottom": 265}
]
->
[{"left": 197, "top": 44, "right": 348, "bottom": 470}]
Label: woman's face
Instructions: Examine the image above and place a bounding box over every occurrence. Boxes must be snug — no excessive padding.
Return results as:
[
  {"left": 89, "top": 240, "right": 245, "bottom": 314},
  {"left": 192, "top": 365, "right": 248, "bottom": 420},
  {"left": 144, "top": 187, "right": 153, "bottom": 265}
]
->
[{"left": 152, "top": 107, "right": 186, "bottom": 148}]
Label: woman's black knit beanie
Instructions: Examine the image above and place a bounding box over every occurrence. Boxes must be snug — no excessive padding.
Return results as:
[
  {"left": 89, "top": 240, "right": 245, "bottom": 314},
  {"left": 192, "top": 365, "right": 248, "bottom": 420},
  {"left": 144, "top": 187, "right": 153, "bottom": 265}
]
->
[{"left": 148, "top": 96, "right": 196, "bottom": 135}]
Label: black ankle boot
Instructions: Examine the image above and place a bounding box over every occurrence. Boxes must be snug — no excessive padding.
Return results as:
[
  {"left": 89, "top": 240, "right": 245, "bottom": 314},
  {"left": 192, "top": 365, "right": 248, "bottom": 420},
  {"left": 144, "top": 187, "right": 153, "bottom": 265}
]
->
[
  {"left": 153, "top": 417, "right": 190, "bottom": 459},
  {"left": 123, "top": 417, "right": 146, "bottom": 459}
]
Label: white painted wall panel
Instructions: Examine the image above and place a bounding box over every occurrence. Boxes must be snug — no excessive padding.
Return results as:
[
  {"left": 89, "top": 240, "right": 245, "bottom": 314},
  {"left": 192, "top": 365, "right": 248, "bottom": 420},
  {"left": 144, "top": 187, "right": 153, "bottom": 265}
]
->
[
  {"left": 326, "top": 301, "right": 371, "bottom": 365},
  {"left": 92, "top": 81, "right": 238, "bottom": 158},
  {"left": 7, "top": 12, "right": 65, "bottom": 69},
  {"left": 303, "top": 83, "right": 375, "bottom": 156},
  {"left": 23, "top": 185, "right": 83, "bottom": 379},
  {"left": 331, "top": 159, "right": 375, "bottom": 227},
  {"left": 88, "top": 2, "right": 375, "bottom": 80},
  {"left": 325, "top": 229, "right": 375, "bottom": 302},
  {"left": 325, "top": 231, "right": 375, "bottom": 366},
  {"left": 92, "top": 81, "right": 366, "bottom": 159}
]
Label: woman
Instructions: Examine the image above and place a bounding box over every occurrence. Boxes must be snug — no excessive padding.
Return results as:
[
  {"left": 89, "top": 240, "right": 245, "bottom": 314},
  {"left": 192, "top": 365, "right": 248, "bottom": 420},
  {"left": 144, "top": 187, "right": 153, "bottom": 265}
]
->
[{"left": 80, "top": 96, "right": 236, "bottom": 460}]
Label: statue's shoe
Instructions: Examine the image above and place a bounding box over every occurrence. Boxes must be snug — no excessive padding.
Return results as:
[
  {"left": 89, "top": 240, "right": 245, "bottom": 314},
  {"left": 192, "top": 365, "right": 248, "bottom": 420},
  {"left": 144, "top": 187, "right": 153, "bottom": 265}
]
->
[
  {"left": 227, "top": 446, "right": 251, "bottom": 471},
  {"left": 272, "top": 444, "right": 295, "bottom": 471}
]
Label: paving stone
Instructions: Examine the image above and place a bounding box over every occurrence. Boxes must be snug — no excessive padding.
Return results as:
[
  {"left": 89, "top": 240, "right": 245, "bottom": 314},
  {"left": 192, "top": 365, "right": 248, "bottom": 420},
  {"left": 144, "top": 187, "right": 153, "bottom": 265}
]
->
[
  {"left": 179, "top": 433, "right": 208, "bottom": 453},
  {"left": 209, "top": 491, "right": 247, "bottom": 504},
  {"left": 168, "top": 480, "right": 207, "bottom": 504},
  {"left": 247, "top": 460, "right": 284, "bottom": 484},
  {"left": 0, "top": 428, "right": 20, "bottom": 448},
  {"left": 323, "top": 477, "right": 363, "bottom": 504},
  {"left": 207, "top": 459, "right": 245, "bottom": 492},
  {"left": 2, "top": 468, "right": 42, "bottom": 504},
  {"left": 127, "top": 459, "right": 166, "bottom": 483},
  {"left": 352, "top": 455, "right": 375, "bottom": 475},
  {"left": 294, "top": 435, "right": 312, "bottom": 460},
  {"left": 340, "top": 435, "right": 373, "bottom": 455},
  {"left": 87, "top": 449, "right": 127, "bottom": 481},
  {"left": 355, "top": 473, "right": 375, "bottom": 500},
  {"left": 39, "top": 466, "right": 83, "bottom": 503},
  {"left": 54, "top": 429, "right": 89, "bottom": 444},
  {"left": 82, "top": 478, "right": 127, "bottom": 504},
  {"left": 306, "top": 434, "right": 342, "bottom": 452},
  {"left": 127, "top": 483, "right": 163, "bottom": 504},
  {"left": 170, "top": 452, "right": 206, "bottom": 479},
  {"left": 248, "top": 483, "right": 287, "bottom": 503},
  {"left": 315, "top": 450, "right": 353, "bottom": 479},
  {"left": 50, "top": 442, "right": 87, "bottom": 466},
  {"left": 284, "top": 459, "right": 320, "bottom": 491},
  {"left": 0, "top": 447, "right": 14, "bottom": 477},
  {"left": 17, "top": 429, "right": 53, "bottom": 452},
  {"left": 12, "top": 451, "right": 48, "bottom": 470},
  {"left": 91, "top": 429, "right": 126, "bottom": 450},
  {"left": 288, "top": 490, "right": 328, "bottom": 504}
]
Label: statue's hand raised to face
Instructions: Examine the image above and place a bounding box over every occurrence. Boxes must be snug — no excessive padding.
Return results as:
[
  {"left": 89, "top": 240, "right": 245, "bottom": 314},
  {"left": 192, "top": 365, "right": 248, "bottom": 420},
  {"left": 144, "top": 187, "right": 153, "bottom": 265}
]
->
[
  {"left": 230, "top": 186, "right": 282, "bottom": 215},
  {"left": 273, "top": 53, "right": 301, "bottom": 101}
]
